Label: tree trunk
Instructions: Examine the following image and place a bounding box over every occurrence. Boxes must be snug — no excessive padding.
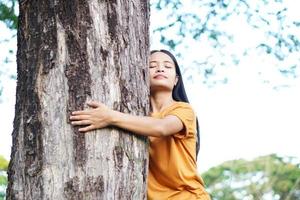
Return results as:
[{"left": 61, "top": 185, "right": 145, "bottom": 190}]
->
[{"left": 7, "top": 0, "right": 150, "bottom": 199}]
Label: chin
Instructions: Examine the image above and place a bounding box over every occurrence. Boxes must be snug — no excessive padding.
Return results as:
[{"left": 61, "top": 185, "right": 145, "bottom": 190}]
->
[{"left": 150, "top": 84, "right": 173, "bottom": 92}]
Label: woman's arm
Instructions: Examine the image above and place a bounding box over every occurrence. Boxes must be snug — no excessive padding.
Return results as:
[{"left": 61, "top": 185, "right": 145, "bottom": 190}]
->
[{"left": 70, "top": 101, "right": 183, "bottom": 137}]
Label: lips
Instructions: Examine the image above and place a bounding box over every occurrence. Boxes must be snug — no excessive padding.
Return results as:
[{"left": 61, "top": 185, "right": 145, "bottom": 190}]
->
[{"left": 153, "top": 74, "right": 167, "bottom": 79}]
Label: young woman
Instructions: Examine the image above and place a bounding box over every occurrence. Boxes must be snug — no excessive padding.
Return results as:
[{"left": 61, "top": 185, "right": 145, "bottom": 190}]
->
[{"left": 70, "top": 50, "right": 211, "bottom": 199}]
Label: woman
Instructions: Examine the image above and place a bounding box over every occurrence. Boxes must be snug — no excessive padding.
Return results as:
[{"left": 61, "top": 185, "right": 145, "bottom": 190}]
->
[{"left": 70, "top": 49, "right": 211, "bottom": 199}]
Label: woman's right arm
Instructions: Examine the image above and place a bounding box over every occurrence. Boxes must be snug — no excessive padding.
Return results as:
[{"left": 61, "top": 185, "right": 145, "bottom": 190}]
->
[
  {"left": 110, "top": 110, "right": 183, "bottom": 137},
  {"left": 70, "top": 101, "right": 184, "bottom": 137}
]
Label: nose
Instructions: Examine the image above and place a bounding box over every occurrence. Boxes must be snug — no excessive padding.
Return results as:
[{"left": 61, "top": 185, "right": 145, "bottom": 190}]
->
[{"left": 156, "top": 64, "right": 164, "bottom": 72}]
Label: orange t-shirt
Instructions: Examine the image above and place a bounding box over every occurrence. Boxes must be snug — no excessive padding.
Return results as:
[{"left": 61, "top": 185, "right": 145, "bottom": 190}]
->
[{"left": 147, "top": 102, "right": 211, "bottom": 200}]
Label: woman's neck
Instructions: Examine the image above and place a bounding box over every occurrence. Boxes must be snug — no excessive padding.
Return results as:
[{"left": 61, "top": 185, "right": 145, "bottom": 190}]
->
[{"left": 150, "top": 92, "right": 175, "bottom": 113}]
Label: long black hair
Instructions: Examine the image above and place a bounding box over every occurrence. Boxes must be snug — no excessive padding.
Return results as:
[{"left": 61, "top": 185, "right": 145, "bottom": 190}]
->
[{"left": 150, "top": 49, "right": 201, "bottom": 158}]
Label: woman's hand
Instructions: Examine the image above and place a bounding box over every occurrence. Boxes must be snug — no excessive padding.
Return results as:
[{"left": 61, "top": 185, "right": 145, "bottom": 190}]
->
[{"left": 69, "top": 101, "right": 114, "bottom": 132}]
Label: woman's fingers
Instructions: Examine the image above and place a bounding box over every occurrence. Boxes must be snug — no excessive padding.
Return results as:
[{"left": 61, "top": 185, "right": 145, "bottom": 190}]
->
[
  {"left": 71, "top": 120, "right": 92, "bottom": 126},
  {"left": 72, "top": 110, "right": 89, "bottom": 115},
  {"left": 70, "top": 114, "right": 90, "bottom": 121},
  {"left": 79, "top": 125, "right": 95, "bottom": 132},
  {"left": 87, "top": 101, "right": 102, "bottom": 108},
  {"left": 71, "top": 101, "right": 103, "bottom": 115}
]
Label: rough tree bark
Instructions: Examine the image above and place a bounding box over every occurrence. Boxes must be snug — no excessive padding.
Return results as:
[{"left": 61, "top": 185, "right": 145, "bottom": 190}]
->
[{"left": 7, "top": 0, "right": 150, "bottom": 199}]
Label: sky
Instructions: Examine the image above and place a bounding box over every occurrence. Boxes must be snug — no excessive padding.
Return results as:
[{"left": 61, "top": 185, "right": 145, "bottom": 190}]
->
[
  {"left": 149, "top": 0, "right": 300, "bottom": 171},
  {"left": 0, "top": 21, "right": 16, "bottom": 163},
  {"left": 1, "top": 0, "right": 300, "bottom": 173}
]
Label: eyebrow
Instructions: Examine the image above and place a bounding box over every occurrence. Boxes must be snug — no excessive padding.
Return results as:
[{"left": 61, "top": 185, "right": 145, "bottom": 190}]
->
[{"left": 150, "top": 60, "right": 173, "bottom": 64}]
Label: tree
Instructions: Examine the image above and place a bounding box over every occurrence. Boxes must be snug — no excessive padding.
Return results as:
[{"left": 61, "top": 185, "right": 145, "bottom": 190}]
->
[
  {"left": 6, "top": 0, "right": 150, "bottom": 199},
  {"left": 202, "top": 154, "right": 300, "bottom": 200},
  {"left": 151, "top": 0, "right": 300, "bottom": 87}
]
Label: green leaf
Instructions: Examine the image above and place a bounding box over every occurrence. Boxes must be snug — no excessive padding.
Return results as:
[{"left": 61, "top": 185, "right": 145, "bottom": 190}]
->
[
  {"left": 0, "top": 0, "right": 18, "bottom": 30},
  {"left": 0, "top": 156, "right": 8, "bottom": 171}
]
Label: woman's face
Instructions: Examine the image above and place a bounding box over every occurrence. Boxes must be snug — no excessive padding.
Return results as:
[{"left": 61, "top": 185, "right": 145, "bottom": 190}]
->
[{"left": 149, "top": 52, "right": 178, "bottom": 93}]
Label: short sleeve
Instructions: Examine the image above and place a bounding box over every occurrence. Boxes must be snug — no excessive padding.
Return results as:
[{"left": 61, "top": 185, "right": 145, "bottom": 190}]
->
[{"left": 166, "top": 103, "right": 196, "bottom": 139}]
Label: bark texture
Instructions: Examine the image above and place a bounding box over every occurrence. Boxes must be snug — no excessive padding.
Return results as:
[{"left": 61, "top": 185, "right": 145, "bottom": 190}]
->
[{"left": 7, "top": 0, "right": 150, "bottom": 199}]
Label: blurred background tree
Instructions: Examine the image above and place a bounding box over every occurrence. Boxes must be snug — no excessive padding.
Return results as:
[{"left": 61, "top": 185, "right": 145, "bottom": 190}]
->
[
  {"left": 0, "top": 0, "right": 17, "bottom": 29},
  {"left": 0, "top": 0, "right": 17, "bottom": 100},
  {"left": 0, "top": 155, "right": 8, "bottom": 200},
  {"left": 203, "top": 154, "right": 300, "bottom": 200},
  {"left": 150, "top": 0, "right": 299, "bottom": 87}
]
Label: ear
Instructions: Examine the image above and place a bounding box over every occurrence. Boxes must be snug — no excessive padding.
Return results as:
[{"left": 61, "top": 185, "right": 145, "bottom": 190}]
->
[{"left": 174, "top": 75, "right": 179, "bottom": 86}]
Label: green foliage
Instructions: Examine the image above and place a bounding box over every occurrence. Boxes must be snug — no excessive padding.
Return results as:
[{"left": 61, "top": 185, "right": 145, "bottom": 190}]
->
[
  {"left": 0, "top": 0, "right": 18, "bottom": 29},
  {"left": 203, "top": 154, "right": 300, "bottom": 200},
  {"left": 153, "top": 0, "right": 299, "bottom": 57},
  {"left": 0, "top": 175, "right": 7, "bottom": 187},
  {"left": 151, "top": 0, "right": 299, "bottom": 86},
  {"left": 0, "top": 0, "right": 17, "bottom": 102},
  {"left": 0, "top": 155, "right": 8, "bottom": 200},
  {"left": 0, "top": 156, "right": 8, "bottom": 171}
]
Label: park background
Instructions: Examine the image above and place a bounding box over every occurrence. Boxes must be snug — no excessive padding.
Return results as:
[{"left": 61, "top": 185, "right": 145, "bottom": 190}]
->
[{"left": 0, "top": 0, "right": 299, "bottom": 199}]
